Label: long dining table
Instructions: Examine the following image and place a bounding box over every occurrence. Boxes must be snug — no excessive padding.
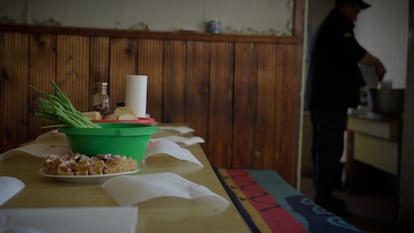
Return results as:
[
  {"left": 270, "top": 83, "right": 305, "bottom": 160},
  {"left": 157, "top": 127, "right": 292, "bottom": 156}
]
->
[{"left": 0, "top": 126, "right": 251, "bottom": 233}]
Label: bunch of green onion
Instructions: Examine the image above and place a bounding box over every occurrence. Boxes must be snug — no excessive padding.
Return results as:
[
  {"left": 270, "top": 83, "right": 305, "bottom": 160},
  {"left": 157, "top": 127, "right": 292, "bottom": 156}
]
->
[{"left": 30, "top": 81, "right": 101, "bottom": 128}]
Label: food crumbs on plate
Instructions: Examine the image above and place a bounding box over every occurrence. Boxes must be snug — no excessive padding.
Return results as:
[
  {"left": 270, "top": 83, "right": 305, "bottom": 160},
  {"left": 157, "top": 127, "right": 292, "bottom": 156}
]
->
[{"left": 43, "top": 153, "right": 138, "bottom": 176}]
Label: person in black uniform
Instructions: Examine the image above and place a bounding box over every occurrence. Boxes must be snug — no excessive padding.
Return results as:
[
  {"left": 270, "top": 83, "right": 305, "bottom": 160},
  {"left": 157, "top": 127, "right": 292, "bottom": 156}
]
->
[{"left": 307, "top": 0, "right": 386, "bottom": 217}]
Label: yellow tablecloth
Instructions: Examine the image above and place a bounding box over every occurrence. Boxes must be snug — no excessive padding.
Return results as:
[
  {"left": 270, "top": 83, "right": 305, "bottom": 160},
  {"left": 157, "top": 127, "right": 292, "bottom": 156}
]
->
[{"left": 0, "top": 128, "right": 250, "bottom": 233}]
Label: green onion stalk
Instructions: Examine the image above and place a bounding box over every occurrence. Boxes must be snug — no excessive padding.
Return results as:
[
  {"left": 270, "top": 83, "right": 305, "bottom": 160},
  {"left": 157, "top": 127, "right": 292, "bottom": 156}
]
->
[{"left": 30, "top": 81, "right": 101, "bottom": 128}]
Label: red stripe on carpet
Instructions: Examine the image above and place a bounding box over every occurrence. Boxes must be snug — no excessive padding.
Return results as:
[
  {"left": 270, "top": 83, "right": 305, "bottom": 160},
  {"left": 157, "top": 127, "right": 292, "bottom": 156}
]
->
[{"left": 225, "top": 169, "right": 308, "bottom": 233}]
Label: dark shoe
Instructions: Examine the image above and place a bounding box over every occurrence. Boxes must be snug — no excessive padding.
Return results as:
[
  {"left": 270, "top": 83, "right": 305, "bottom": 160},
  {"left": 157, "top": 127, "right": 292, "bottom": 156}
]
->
[
  {"left": 324, "top": 203, "right": 351, "bottom": 219},
  {"left": 315, "top": 194, "right": 346, "bottom": 207},
  {"left": 315, "top": 195, "right": 350, "bottom": 218},
  {"left": 319, "top": 200, "right": 350, "bottom": 218},
  {"left": 331, "top": 196, "right": 346, "bottom": 207}
]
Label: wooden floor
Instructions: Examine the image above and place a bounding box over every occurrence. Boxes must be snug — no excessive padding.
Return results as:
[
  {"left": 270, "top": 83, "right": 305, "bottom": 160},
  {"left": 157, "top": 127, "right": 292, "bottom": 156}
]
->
[{"left": 300, "top": 176, "right": 399, "bottom": 233}]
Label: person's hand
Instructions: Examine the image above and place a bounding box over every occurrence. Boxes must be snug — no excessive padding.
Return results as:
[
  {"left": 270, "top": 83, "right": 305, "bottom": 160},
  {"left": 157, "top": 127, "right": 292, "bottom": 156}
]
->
[
  {"left": 374, "top": 61, "right": 386, "bottom": 81},
  {"left": 359, "top": 52, "right": 386, "bottom": 81}
]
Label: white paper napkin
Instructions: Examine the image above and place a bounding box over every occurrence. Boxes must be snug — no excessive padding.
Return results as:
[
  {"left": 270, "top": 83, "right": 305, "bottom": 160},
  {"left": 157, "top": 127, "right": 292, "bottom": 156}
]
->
[
  {"left": 144, "top": 139, "right": 203, "bottom": 167},
  {"left": 0, "top": 144, "right": 70, "bottom": 160},
  {"left": 102, "top": 173, "right": 229, "bottom": 216},
  {"left": 157, "top": 126, "right": 195, "bottom": 134},
  {"left": 0, "top": 207, "right": 137, "bottom": 233},
  {"left": 0, "top": 177, "right": 25, "bottom": 205},
  {"left": 151, "top": 135, "right": 205, "bottom": 146},
  {"left": 0, "top": 139, "right": 202, "bottom": 176},
  {"left": 35, "top": 129, "right": 68, "bottom": 146},
  {"left": 0, "top": 139, "right": 201, "bottom": 162}
]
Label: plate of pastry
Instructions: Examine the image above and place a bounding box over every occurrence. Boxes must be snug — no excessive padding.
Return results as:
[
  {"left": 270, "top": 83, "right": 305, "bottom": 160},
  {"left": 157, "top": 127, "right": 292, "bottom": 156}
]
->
[
  {"left": 38, "top": 153, "right": 140, "bottom": 184},
  {"left": 38, "top": 168, "right": 139, "bottom": 184}
]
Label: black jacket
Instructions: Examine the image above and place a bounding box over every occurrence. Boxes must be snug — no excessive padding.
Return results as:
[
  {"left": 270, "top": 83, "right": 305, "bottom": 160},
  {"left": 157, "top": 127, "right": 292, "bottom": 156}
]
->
[{"left": 307, "top": 9, "right": 367, "bottom": 112}]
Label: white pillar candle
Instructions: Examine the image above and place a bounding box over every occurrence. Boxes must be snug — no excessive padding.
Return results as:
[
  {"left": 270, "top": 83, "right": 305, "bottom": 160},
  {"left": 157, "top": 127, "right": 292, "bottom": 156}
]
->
[{"left": 125, "top": 75, "right": 147, "bottom": 117}]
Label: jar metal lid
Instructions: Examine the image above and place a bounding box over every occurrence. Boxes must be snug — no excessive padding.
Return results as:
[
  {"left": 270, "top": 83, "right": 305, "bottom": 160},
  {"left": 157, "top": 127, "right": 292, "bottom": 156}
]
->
[{"left": 96, "top": 82, "right": 108, "bottom": 86}]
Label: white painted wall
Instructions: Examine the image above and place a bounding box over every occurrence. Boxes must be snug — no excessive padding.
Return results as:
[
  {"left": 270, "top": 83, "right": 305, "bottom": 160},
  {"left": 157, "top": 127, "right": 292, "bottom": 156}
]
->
[
  {"left": 306, "top": 0, "right": 408, "bottom": 89},
  {"left": 355, "top": 0, "right": 409, "bottom": 89},
  {"left": 0, "top": 0, "right": 294, "bottom": 35}
]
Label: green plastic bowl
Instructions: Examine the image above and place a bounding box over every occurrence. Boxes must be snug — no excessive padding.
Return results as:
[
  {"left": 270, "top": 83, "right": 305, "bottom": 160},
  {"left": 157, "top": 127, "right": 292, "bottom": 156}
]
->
[{"left": 59, "top": 123, "right": 157, "bottom": 162}]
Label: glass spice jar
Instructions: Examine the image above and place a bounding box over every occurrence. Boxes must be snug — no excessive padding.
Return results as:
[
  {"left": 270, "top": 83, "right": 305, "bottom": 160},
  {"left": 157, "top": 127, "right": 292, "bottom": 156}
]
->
[{"left": 92, "top": 82, "right": 111, "bottom": 116}]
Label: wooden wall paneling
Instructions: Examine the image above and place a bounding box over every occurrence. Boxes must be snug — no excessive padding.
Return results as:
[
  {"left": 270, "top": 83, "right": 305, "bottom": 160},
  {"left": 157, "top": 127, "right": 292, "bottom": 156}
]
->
[
  {"left": 162, "top": 40, "right": 186, "bottom": 123},
  {"left": 232, "top": 43, "right": 259, "bottom": 168},
  {"left": 271, "top": 44, "right": 285, "bottom": 174},
  {"left": 89, "top": 36, "right": 110, "bottom": 110},
  {"left": 206, "top": 42, "right": 234, "bottom": 167},
  {"left": 0, "top": 32, "right": 29, "bottom": 152},
  {"left": 280, "top": 44, "right": 301, "bottom": 185},
  {"left": 273, "top": 44, "right": 289, "bottom": 178},
  {"left": 56, "top": 35, "right": 90, "bottom": 112},
  {"left": 254, "top": 43, "right": 277, "bottom": 170},
  {"left": 185, "top": 41, "right": 211, "bottom": 146},
  {"left": 137, "top": 39, "right": 164, "bottom": 120},
  {"left": 28, "top": 33, "right": 57, "bottom": 140},
  {"left": 272, "top": 44, "right": 300, "bottom": 185},
  {"left": 109, "top": 38, "right": 138, "bottom": 109}
]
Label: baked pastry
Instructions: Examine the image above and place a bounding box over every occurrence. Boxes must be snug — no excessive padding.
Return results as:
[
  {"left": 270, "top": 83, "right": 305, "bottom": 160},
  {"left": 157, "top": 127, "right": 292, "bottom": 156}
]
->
[{"left": 43, "top": 153, "right": 138, "bottom": 176}]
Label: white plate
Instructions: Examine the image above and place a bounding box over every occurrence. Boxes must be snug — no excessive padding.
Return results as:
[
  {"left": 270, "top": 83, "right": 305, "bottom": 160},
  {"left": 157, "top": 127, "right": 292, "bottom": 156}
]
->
[{"left": 38, "top": 168, "right": 140, "bottom": 184}]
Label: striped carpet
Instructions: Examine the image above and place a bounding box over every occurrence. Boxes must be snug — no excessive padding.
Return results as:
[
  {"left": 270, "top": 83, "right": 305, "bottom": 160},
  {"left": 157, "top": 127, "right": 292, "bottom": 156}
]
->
[{"left": 215, "top": 168, "right": 362, "bottom": 233}]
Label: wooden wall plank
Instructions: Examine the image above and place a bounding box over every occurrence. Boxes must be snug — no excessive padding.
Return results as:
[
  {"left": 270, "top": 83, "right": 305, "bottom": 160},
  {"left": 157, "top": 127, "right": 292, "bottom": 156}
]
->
[
  {"left": 273, "top": 44, "right": 288, "bottom": 173},
  {"left": 89, "top": 36, "right": 110, "bottom": 110},
  {"left": 254, "top": 43, "right": 277, "bottom": 169},
  {"left": 185, "top": 41, "right": 211, "bottom": 145},
  {"left": 109, "top": 38, "right": 138, "bottom": 108},
  {"left": 272, "top": 44, "right": 300, "bottom": 184},
  {"left": 207, "top": 42, "right": 234, "bottom": 167},
  {"left": 56, "top": 35, "right": 90, "bottom": 112},
  {"left": 279, "top": 44, "right": 301, "bottom": 184},
  {"left": 137, "top": 39, "right": 164, "bottom": 119},
  {"left": 28, "top": 34, "right": 57, "bottom": 140},
  {"left": 233, "top": 43, "right": 258, "bottom": 168},
  {"left": 0, "top": 32, "right": 29, "bottom": 152},
  {"left": 162, "top": 40, "right": 186, "bottom": 123}
]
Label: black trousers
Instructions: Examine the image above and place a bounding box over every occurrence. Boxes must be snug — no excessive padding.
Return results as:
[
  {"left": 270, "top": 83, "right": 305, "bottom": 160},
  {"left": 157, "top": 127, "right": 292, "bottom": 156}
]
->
[{"left": 310, "top": 108, "right": 348, "bottom": 201}]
